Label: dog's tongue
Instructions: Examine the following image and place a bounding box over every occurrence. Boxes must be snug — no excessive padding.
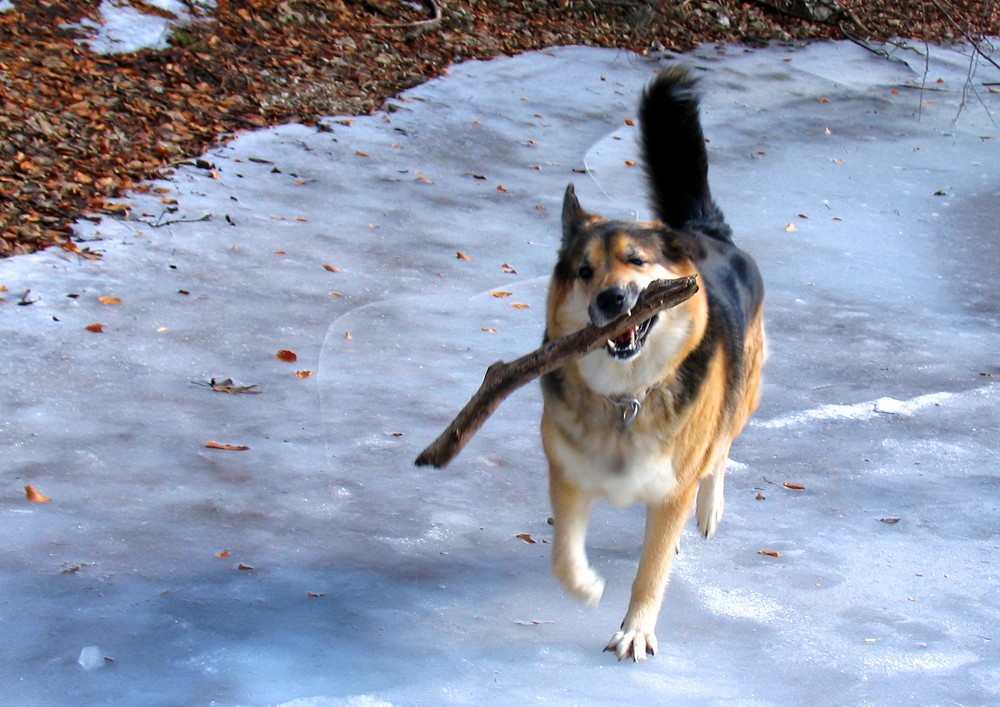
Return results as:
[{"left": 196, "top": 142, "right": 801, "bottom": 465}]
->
[{"left": 612, "top": 327, "right": 637, "bottom": 347}]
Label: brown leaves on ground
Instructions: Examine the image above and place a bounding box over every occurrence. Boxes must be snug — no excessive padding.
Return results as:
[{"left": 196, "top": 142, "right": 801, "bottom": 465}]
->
[
  {"left": 1, "top": 1, "right": 996, "bottom": 258},
  {"left": 201, "top": 378, "right": 261, "bottom": 394},
  {"left": 205, "top": 440, "right": 250, "bottom": 451},
  {"left": 25, "top": 484, "right": 52, "bottom": 503}
]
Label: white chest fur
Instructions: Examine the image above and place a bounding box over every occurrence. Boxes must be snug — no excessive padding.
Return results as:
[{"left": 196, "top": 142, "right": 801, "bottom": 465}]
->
[{"left": 548, "top": 423, "right": 678, "bottom": 507}]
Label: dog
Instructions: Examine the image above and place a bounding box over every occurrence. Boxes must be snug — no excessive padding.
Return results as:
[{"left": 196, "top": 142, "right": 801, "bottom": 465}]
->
[{"left": 540, "top": 65, "right": 766, "bottom": 661}]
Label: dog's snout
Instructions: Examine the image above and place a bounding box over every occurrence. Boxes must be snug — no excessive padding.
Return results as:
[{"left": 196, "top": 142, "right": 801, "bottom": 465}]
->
[
  {"left": 590, "top": 285, "right": 638, "bottom": 326},
  {"left": 596, "top": 288, "right": 627, "bottom": 313}
]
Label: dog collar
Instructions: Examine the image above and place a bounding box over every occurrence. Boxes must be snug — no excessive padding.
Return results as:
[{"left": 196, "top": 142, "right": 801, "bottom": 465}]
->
[
  {"left": 606, "top": 383, "right": 663, "bottom": 426},
  {"left": 607, "top": 395, "right": 642, "bottom": 426}
]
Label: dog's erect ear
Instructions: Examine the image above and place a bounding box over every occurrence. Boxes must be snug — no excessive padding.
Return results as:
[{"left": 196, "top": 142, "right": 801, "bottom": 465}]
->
[{"left": 561, "top": 183, "right": 585, "bottom": 244}]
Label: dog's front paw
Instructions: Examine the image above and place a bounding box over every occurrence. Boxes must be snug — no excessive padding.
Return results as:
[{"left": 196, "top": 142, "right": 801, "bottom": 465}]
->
[
  {"left": 604, "top": 626, "right": 658, "bottom": 662},
  {"left": 696, "top": 468, "right": 726, "bottom": 538},
  {"left": 554, "top": 562, "right": 606, "bottom": 607}
]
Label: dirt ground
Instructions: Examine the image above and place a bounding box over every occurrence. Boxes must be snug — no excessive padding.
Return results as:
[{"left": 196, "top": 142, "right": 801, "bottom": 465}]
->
[{"left": 1, "top": 0, "right": 997, "bottom": 258}]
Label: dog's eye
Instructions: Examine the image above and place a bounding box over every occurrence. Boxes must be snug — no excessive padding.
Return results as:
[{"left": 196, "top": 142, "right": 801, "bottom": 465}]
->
[
  {"left": 627, "top": 257, "right": 645, "bottom": 267},
  {"left": 578, "top": 265, "right": 593, "bottom": 281}
]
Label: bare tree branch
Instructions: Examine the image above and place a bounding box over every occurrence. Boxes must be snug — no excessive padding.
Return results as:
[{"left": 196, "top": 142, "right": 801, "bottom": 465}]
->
[{"left": 414, "top": 276, "right": 699, "bottom": 469}]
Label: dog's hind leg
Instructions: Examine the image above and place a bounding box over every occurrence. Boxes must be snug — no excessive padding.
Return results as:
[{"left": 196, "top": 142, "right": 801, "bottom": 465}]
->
[
  {"left": 606, "top": 479, "right": 698, "bottom": 661},
  {"left": 696, "top": 453, "right": 728, "bottom": 538}
]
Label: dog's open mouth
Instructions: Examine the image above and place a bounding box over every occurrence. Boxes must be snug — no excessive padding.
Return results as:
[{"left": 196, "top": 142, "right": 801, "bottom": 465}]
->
[{"left": 606, "top": 315, "right": 658, "bottom": 360}]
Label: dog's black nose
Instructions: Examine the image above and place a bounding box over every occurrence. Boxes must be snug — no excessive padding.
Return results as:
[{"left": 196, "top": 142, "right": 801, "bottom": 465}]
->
[
  {"left": 590, "top": 285, "right": 638, "bottom": 326},
  {"left": 596, "top": 288, "right": 627, "bottom": 314}
]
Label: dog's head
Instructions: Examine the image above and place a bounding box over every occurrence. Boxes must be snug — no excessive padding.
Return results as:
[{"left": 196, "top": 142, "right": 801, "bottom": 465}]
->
[{"left": 546, "top": 184, "right": 707, "bottom": 394}]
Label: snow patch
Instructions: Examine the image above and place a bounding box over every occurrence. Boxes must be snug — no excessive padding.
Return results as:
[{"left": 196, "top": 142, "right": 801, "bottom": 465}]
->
[
  {"left": 698, "top": 585, "right": 783, "bottom": 623},
  {"left": 66, "top": 0, "right": 214, "bottom": 54},
  {"left": 861, "top": 649, "right": 979, "bottom": 675},
  {"left": 755, "top": 390, "right": 961, "bottom": 430}
]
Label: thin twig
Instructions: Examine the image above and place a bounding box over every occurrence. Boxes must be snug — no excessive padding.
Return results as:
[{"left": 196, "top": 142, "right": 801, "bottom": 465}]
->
[{"left": 138, "top": 212, "right": 212, "bottom": 228}]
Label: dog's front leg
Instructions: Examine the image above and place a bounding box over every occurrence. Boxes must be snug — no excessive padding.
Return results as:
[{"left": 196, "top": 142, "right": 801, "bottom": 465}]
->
[
  {"left": 549, "top": 467, "right": 605, "bottom": 607},
  {"left": 606, "top": 479, "right": 698, "bottom": 661}
]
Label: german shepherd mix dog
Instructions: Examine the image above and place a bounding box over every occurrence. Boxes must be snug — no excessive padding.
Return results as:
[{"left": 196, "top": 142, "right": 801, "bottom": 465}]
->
[{"left": 541, "top": 66, "right": 766, "bottom": 661}]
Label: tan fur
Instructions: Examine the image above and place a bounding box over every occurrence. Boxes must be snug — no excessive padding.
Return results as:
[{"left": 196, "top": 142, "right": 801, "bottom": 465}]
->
[{"left": 542, "top": 216, "right": 764, "bottom": 661}]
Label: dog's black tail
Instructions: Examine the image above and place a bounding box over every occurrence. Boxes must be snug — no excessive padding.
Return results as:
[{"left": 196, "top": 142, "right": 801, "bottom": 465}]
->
[{"left": 639, "top": 66, "right": 731, "bottom": 241}]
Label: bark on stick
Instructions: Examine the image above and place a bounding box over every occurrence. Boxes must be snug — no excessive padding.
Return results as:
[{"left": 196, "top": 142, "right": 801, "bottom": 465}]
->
[{"left": 414, "top": 276, "right": 699, "bottom": 468}]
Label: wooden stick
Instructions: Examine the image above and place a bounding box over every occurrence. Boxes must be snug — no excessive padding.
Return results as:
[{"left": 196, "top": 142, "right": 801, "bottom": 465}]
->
[{"left": 414, "top": 276, "right": 699, "bottom": 468}]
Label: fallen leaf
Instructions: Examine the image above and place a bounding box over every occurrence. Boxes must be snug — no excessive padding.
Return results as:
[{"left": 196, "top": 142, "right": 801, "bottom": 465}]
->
[
  {"left": 824, "top": 127, "right": 832, "bottom": 135},
  {"left": 785, "top": 223, "right": 797, "bottom": 233},
  {"left": 205, "top": 440, "right": 251, "bottom": 451},
  {"left": 515, "top": 533, "right": 537, "bottom": 544},
  {"left": 295, "top": 370, "right": 314, "bottom": 379},
  {"left": 355, "top": 150, "right": 369, "bottom": 157},
  {"left": 85, "top": 323, "right": 104, "bottom": 333},
  {"left": 237, "top": 563, "right": 255, "bottom": 571},
  {"left": 329, "top": 292, "right": 344, "bottom": 298},
  {"left": 514, "top": 619, "right": 554, "bottom": 626},
  {"left": 818, "top": 97, "right": 830, "bottom": 103},
  {"left": 755, "top": 493, "right": 766, "bottom": 500},
  {"left": 415, "top": 176, "right": 433, "bottom": 184},
  {"left": 491, "top": 290, "right": 513, "bottom": 298},
  {"left": 624, "top": 160, "right": 636, "bottom": 167},
  {"left": 864, "top": 638, "right": 878, "bottom": 644},
  {"left": 456, "top": 251, "right": 472, "bottom": 262},
  {"left": 323, "top": 264, "right": 342, "bottom": 272},
  {"left": 97, "top": 296, "right": 121, "bottom": 304},
  {"left": 216, "top": 550, "right": 231, "bottom": 558},
  {"left": 502, "top": 263, "right": 517, "bottom": 274},
  {"left": 510, "top": 303, "right": 530, "bottom": 310},
  {"left": 205, "top": 378, "right": 260, "bottom": 394},
  {"left": 879, "top": 517, "right": 901, "bottom": 524},
  {"left": 496, "top": 185, "right": 508, "bottom": 192},
  {"left": 783, "top": 482, "right": 806, "bottom": 490},
  {"left": 624, "top": 118, "right": 635, "bottom": 126},
  {"left": 344, "top": 331, "right": 352, "bottom": 340},
  {"left": 307, "top": 592, "right": 326, "bottom": 598},
  {"left": 276, "top": 349, "right": 298, "bottom": 362},
  {"left": 481, "top": 327, "right": 497, "bottom": 333},
  {"left": 534, "top": 204, "right": 545, "bottom": 210},
  {"left": 758, "top": 550, "right": 781, "bottom": 558},
  {"left": 25, "top": 485, "right": 51, "bottom": 503},
  {"left": 833, "top": 158, "right": 845, "bottom": 165}
]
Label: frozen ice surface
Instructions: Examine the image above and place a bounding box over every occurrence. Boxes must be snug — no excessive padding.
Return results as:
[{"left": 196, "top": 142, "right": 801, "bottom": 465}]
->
[{"left": 1, "top": 42, "right": 999, "bottom": 705}]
